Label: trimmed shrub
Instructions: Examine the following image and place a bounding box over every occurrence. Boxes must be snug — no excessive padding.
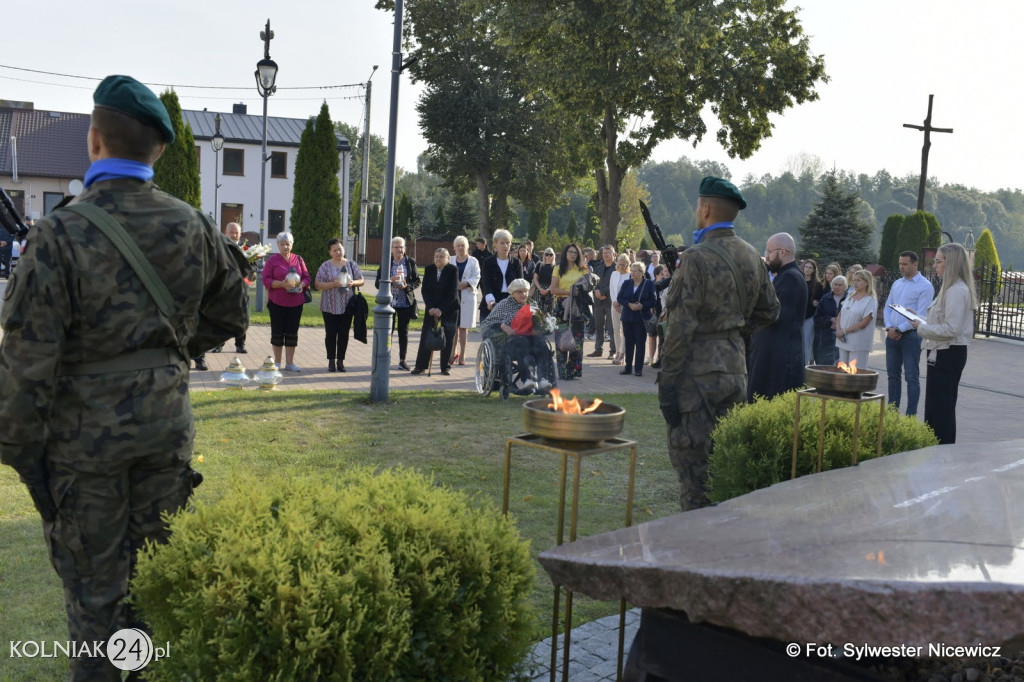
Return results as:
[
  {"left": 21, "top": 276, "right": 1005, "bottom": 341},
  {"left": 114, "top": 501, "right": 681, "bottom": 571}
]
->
[
  {"left": 133, "top": 468, "right": 536, "bottom": 681},
  {"left": 896, "top": 210, "right": 929, "bottom": 259},
  {"left": 878, "top": 214, "right": 904, "bottom": 269},
  {"left": 974, "top": 228, "right": 1002, "bottom": 299},
  {"left": 708, "top": 391, "right": 938, "bottom": 502}
]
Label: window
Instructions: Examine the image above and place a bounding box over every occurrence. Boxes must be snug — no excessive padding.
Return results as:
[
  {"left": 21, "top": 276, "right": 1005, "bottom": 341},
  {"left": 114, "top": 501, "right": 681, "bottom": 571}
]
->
[
  {"left": 44, "top": 192, "right": 64, "bottom": 215},
  {"left": 270, "top": 151, "right": 287, "bottom": 178},
  {"left": 268, "top": 210, "right": 285, "bottom": 238},
  {"left": 223, "top": 148, "right": 244, "bottom": 176},
  {"left": 3, "top": 189, "right": 25, "bottom": 217}
]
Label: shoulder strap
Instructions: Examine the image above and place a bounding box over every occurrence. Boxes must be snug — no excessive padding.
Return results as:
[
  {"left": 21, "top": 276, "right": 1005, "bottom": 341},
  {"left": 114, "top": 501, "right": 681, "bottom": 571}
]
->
[
  {"left": 696, "top": 239, "right": 748, "bottom": 316},
  {"left": 62, "top": 203, "right": 175, "bottom": 318}
]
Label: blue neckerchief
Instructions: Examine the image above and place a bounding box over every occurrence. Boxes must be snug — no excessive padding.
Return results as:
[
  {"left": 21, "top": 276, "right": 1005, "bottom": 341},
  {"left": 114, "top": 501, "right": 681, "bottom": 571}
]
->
[
  {"left": 84, "top": 158, "right": 154, "bottom": 188},
  {"left": 692, "top": 221, "right": 734, "bottom": 244}
]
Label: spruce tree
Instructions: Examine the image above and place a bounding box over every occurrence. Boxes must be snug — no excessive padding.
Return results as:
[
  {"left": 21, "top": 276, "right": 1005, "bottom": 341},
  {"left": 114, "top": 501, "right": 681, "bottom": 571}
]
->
[
  {"left": 896, "top": 211, "right": 929, "bottom": 262},
  {"left": 878, "top": 214, "right": 904, "bottom": 269},
  {"left": 153, "top": 90, "right": 201, "bottom": 210},
  {"left": 447, "top": 193, "right": 476, "bottom": 235},
  {"left": 291, "top": 103, "right": 341, "bottom": 260},
  {"left": 799, "top": 172, "right": 875, "bottom": 267}
]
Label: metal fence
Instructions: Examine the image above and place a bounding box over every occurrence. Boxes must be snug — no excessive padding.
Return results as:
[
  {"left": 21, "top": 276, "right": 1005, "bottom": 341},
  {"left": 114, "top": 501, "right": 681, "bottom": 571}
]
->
[{"left": 875, "top": 266, "right": 1024, "bottom": 342}]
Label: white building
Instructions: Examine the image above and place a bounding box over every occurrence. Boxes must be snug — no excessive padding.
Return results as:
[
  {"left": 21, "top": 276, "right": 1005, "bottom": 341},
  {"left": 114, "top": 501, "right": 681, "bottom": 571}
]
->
[{"left": 1, "top": 101, "right": 352, "bottom": 252}]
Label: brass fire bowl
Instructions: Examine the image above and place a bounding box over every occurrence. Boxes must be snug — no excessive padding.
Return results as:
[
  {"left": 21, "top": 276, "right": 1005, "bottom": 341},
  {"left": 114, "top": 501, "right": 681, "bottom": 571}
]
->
[
  {"left": 522, "top": 399, "right": 625, "bottom": 443},
  {"left": 804, "top": 365, "right": 879, "bottom": 398}
]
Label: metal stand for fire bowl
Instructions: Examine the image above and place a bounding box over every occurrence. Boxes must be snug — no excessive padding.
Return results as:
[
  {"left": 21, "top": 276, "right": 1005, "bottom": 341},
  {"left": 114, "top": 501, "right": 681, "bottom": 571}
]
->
[
  {"left": 791, "top": 389, "right": 885, "bottom": 479},
  {"left": 503, "top": 433, "right": 638, "bottom": 682}
]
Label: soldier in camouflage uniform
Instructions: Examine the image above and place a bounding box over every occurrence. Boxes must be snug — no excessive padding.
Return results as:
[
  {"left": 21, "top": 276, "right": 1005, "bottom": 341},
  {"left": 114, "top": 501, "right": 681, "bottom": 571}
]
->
[
  {"left": 657, "top": 177, "right": 780, "bottom": 511},
  {"left": 0, "top": 75, "right": 248, "bottom": 681}
]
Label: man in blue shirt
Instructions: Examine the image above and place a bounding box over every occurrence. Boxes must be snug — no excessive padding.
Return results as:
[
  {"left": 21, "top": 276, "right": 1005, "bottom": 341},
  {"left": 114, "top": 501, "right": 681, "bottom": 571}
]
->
[{"left": 883, "top": 251, "right": 935, "bottom": 416}]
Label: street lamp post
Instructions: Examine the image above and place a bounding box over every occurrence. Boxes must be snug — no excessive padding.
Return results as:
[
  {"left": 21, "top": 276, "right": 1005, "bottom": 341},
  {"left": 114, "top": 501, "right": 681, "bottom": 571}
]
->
[
  {"left": 254, "top": 19, "right": 278, "bottom": 313},
  {"left": 211, "top": 113, "right": 224, "bottom": 228}
]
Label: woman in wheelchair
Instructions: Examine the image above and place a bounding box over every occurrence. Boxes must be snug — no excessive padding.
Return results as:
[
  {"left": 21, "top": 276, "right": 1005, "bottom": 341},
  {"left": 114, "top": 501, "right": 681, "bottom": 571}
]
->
[{"left": 478, "top": 278, "right": 552, "bottom": 393}]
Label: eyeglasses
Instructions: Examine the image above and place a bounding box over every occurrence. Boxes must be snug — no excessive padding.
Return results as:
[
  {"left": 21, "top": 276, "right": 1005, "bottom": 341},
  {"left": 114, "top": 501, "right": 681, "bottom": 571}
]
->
[
  {"left": 934, "top": 257, "right": 946, "bottom": 264},
  {"left": 545, "top": 253, "right": 554, "bottom": 257},
  {"left": 765, "top": 247, "right": 786, "bottom": 257}
]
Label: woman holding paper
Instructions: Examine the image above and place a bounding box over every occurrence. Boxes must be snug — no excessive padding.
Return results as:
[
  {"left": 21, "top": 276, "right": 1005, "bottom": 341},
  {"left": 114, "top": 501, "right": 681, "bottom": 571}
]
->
[{"left": 910, "top": 243, "right": 977, "bottom": 444}]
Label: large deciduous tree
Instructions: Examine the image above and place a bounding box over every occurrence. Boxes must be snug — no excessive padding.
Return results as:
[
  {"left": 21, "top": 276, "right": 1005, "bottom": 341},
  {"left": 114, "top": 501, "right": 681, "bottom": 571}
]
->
[
  {"left": 291, "top": 103, "right": 341, "bottom": 260},
  {"left": 501, "top": 0, "right": 827, "bottom": 246},
  {"left": 153, "top": 91, "right": 201, "bottom": 210},
  {"left": 799, "top": 172, "right": 875, "bottom": 267},
  {"left": 376, "top": 0, "right": 587, "bottom": 238}
]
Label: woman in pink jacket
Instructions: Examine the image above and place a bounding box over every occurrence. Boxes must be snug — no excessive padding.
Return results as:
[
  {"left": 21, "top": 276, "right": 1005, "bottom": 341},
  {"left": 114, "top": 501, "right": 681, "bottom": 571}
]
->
[{"left": 261, "top": 231, "right": 311, "bottom": 372}]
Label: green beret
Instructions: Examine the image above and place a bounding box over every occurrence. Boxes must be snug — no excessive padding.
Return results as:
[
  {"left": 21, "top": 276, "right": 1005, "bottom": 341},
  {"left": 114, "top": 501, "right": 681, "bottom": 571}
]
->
[
  {"left": 698, "top": 176, "right": 746, "bottom": 210},
  {"left": 93, "top": 75, "right": 175, "bottom": 144}
]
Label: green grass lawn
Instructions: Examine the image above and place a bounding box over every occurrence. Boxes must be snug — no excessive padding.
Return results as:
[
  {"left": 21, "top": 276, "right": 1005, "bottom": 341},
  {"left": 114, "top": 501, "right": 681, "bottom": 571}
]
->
[{"left": 0, "top": 390, "right": 677, "bottom": 681}]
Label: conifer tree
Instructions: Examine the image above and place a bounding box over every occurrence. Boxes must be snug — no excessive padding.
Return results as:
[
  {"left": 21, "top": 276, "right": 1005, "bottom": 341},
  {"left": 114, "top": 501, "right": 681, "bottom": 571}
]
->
[
  {"left": 153, "top": 90, "right": 201, "bottom": 210},
  {"left": 896, "top": 211, "right": 929, "bottom": 262},
  {"left": 878, "top": 214, "right": 904, "bottom": 269},
  {"left": 349, "top": 179, "right": 362, "bottom": 237},
  {"left": 566, "top": 210, "right": 579, "bottom": 243},
  {"left": 583, "top": 194, "right": 600, "bottom": 248},
  {"left": 974, "top": 228, "right": 1002, "bottom": 299},
  {"left": 434, "top": 202, "right": 447, "bottom": 235},
  {"left": 799, "top": 172, "right": 875, "bottom": 267},
  {"left": 527, "top": 210, "right": 548, "bottom": 243},
  {"left": 447, "top": 193, "right": 476, "bottom": 235},
  {"left": 923, "top": 211, "right": 942, "bottom": 249},
  {"left": 291, "top": 103, "right": 341, "bottom": 259}
]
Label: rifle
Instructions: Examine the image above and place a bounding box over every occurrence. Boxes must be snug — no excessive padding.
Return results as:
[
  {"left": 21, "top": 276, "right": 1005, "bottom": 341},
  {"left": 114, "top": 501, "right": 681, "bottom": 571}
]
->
[
  {"left": 639, "top": 199, "right": 679, "bottom": 275},
  {"left": 0, "top": 187, "right": 31, "bottom": 241}
]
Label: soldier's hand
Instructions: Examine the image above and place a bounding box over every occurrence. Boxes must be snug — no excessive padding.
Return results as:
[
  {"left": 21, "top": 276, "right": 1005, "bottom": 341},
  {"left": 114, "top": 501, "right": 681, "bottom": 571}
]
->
[{"left": 656, "top": 374, "right": 682, "bottom": 429}]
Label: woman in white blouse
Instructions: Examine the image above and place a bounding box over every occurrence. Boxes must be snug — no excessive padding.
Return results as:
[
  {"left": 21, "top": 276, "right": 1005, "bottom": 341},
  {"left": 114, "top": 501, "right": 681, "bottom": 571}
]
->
[
  {"left": 834, "top": 269, "right": 877, "bottom": 368},
  {"left": 608, "top": 253, "right": 631, "bottom": 365},
  {"left": 911, "top": 243, "right": 977, "bottom": 444},
  {"left": 451, "top": 235, "right": 480, "bottom": 366}
]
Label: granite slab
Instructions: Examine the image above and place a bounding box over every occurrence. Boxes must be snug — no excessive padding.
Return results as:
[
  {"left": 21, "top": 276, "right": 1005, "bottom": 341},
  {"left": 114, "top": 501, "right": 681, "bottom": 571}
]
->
[{"left": 539, "top": 439, "right": 1024, "bottom": 650}]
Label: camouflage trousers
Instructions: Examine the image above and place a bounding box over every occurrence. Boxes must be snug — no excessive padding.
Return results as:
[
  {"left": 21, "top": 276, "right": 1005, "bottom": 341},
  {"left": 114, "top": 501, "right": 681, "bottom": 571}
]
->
[
  {"left": 666, "top": 372, "right": 746, "bottom": 512},
  {"left": 43, "top": 450, "right": 194, "bottom": 681}
]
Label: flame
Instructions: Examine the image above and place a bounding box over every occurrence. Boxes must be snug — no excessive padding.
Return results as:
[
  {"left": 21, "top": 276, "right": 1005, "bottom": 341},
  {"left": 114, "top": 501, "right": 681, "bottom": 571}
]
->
[
  {"left": 836, "top": 359, "right": 858, "bottom": 374},
  {"left": 547, "top": 388, "right": 603, "bottom": 415}
]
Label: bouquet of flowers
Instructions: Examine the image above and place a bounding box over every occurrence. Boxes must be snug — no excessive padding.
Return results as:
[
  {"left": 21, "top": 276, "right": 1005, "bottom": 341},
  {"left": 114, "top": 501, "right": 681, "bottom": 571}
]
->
[
  {"left": 531, "top": 306, "right": 560, "bottom": 336},
  {"left": 241, "top": 242, "right": 273, "bottom": 262}
]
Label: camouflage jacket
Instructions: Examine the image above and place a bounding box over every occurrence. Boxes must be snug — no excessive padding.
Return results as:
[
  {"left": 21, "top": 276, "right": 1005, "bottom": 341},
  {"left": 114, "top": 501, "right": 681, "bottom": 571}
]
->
[
  {"left": 660, "top": 230, "right": 779, "bottom": 379},
  {"left": 0, "top": 178, "right": 248, "bottom": 474}
]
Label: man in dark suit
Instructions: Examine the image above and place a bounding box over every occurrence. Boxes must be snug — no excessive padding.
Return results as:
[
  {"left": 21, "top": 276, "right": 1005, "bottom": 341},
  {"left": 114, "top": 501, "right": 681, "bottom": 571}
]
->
[
  {"left": 412, "top": 248, "right": 460, "bottom": 375},
  {"left": 479, "top": 228, "right": 522, "bottom": 322},
  {"left": 746, "top": 232, "right": 807, "bottom": 401}
]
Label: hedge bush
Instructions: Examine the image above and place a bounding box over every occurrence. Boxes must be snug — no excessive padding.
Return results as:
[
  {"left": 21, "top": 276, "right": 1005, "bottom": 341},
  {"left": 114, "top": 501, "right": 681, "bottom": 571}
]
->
[
  {"left": 708, "top": 391, "right": 938, "bottom": 502},
  {"left": 132, "top": 468, "right": 536, "bottom": 681}
]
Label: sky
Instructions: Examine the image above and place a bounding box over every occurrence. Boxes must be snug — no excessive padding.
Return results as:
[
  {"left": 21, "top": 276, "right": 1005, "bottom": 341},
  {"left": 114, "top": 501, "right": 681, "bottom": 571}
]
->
[{"left": 3, "top": 1, "right": 1022, "bottom": 193}]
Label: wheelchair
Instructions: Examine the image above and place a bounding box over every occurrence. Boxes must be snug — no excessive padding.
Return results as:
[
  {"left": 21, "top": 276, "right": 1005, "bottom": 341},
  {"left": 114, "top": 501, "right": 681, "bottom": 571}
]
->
[{"left": 474, "top": 334, "right": 558, "bottom": 401}]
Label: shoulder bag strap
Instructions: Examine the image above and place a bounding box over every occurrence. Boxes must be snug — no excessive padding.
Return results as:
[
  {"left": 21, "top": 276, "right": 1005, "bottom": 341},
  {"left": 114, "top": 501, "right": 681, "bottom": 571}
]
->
[
  {"left": 61, "top": 203, "right": 175, "bottom": 318},
  {"left": 696, "top": 239, "right": 748, "bottom": 316}
]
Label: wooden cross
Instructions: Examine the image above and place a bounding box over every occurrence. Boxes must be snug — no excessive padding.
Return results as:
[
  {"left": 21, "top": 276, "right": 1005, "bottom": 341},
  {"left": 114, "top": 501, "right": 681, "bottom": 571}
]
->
[
  {"left": 260, "top": 19, "right": 274, "bottom": 60},
  {"left": 903, "top": 94, "right": 953, "bottom": 211}
]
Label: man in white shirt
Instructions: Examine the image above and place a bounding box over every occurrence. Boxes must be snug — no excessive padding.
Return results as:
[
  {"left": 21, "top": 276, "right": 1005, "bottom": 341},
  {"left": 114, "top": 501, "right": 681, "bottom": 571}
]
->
[{"left": 883, "top": 251, "right": 935, "bottom": 416}]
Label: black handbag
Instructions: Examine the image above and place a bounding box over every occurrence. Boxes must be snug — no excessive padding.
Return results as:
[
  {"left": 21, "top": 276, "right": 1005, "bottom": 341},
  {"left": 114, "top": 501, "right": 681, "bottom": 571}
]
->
[
  {"left": 423, "top": 318, "right": 446, "bottom": 352},
  {"left": 303, "top": 287, "right": 314, "bottom": 304},
  {"left": 644, "top": 314, "right": 659, "bottom": 336}
]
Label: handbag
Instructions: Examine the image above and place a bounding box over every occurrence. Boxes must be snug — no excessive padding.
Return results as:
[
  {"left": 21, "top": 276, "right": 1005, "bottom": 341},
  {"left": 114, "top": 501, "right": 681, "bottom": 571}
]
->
[
  {"left": 556, "top": 328, "right": 576, "bottom": 352},
  {"left": 423, "top": 317, "right": 446, "bottom": 352},
  {"left": 644, "top": 314, "right": 659, "bottom": 336},
  {"left": 303, "top": 287, "right": 314, "bottom": 304}
]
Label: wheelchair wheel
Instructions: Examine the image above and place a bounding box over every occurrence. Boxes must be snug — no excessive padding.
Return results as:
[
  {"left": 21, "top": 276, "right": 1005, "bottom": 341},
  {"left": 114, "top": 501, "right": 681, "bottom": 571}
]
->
[
  {"left": 475, "top": 340, "right": 497, "bottom": 396},
  {"left": 500, "top": 349, "right": 517, "bottom": 401}
]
